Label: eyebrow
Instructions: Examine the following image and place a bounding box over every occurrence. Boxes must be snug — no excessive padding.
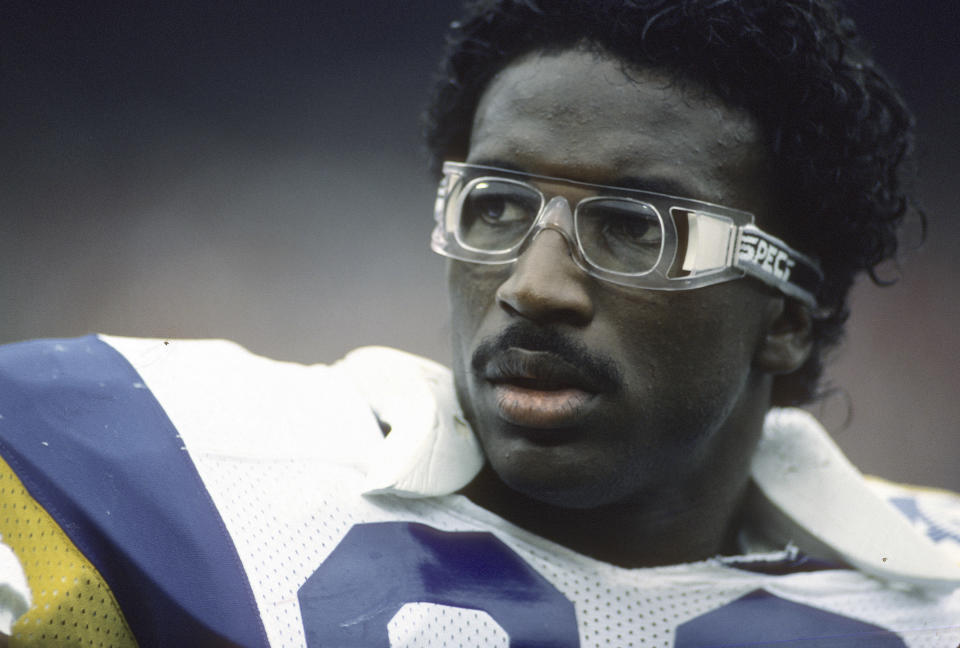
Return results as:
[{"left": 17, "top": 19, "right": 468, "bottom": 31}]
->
[
  {"left": 467, "top": 157, "right": 700, "bottom": 200},
  {"left": 607, "top": 176, "right": 698, "bottom": 199},
  {"left": 467, "top": 158, "right": 527, "bottom": 174}
]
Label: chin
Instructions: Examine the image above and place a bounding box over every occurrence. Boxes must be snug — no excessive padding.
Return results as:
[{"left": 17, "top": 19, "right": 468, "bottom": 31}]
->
[{"left": 487, "top": 448, "right": 632, "bottom": 510}]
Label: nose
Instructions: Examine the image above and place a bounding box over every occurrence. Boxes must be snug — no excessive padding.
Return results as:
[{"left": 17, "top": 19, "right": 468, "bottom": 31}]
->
[{"left": 496, "top": 225, "right": 595, "bottom": 326}]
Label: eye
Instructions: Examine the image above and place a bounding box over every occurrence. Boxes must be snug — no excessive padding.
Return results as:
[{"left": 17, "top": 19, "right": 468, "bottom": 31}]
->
[
  {"left": 586, "top": 201, "right": 661, "bottom": 249},
  {"left": 577, "top": 199, "right": 663, "bottom": 273},
  {"left": 458, "top": 180, "right": 541, "bottom": 250},
  {"left": 470, "top": 194, "right": 529, "bottom": 226},
  {"left": 463, "top": 182, "right": 536, "bottom": 227},
  {"left": 602, "top": 213, "right": 659, "bottom": 247}
]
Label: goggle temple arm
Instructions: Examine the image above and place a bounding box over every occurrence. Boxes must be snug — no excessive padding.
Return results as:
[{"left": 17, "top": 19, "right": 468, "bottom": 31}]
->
[{"left": 735, "top": 225, "right": 823, "bottom": 307}]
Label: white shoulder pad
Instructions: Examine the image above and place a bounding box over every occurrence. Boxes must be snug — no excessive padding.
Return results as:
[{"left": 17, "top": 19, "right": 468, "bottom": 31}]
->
[
  {"left": 333, "top": 346, "right": 484, "bottom": 498},
  {"left": 750, "top": 408, "right": 960, "bottom": 592}
]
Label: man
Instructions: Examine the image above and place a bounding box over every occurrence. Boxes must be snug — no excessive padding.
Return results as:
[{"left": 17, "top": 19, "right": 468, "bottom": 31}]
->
[{"left": 0, "top": 0, "right": 958, "bottom": 646}]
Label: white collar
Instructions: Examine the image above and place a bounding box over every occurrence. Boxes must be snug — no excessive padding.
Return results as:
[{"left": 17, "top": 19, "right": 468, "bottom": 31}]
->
[{"left": 336, "top": 346, "right": 960, "bottom": 591}]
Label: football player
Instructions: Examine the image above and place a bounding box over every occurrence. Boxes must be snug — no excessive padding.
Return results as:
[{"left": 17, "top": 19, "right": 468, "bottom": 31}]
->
[{"left": 1, "top": 1, "right": 958, "bottom": 646}]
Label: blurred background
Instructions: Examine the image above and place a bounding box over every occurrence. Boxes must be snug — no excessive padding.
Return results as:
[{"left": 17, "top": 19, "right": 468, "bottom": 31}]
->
[{"left": 1, "top": 1, "right": 957, "bottom": 490}]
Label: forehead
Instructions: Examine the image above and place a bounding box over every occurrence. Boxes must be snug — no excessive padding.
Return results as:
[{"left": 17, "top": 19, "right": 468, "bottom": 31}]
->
[{"left": 468, "top": 48, "right": 772, "bottom": 215}]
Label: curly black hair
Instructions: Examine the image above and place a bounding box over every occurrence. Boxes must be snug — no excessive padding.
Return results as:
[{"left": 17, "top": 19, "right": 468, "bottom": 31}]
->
[{"left": 423, "top": 0, "right": 919, "bottom": 406}]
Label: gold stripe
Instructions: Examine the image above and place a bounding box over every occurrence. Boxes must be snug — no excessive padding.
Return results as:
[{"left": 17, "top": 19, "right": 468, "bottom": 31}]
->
[{"left": 0, "top": 455, "right": 137, "bottom": 647}]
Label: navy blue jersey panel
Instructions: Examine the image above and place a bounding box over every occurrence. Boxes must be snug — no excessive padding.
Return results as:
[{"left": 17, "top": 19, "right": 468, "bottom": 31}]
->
[
  {"left": 0, "top": 336, "right": 268, "bottom": 648},
  {"left": 675, "top": 588, "right": 906, "bottom": 647}
]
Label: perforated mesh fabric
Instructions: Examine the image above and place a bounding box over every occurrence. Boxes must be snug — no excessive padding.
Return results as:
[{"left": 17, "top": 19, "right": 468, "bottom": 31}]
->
[
  {"left": 389, "top": 604, "right": 509, "bottom": 647},
  {"left": 201, "top": 458, "right": 365, "bottom": 647},
  {"left": 0, "top": 456, "right": 137, "bottom": 648}
]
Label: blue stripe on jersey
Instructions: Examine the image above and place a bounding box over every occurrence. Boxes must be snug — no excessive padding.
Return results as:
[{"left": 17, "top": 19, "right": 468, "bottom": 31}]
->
[{"left": 0, "top": 336, "right": 268, "bottom": 648}]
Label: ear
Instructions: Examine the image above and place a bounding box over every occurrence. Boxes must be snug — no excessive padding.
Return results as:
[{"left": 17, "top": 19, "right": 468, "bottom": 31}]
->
[{"left": 754, "top": 297, "right": 814, "bottom": 375}]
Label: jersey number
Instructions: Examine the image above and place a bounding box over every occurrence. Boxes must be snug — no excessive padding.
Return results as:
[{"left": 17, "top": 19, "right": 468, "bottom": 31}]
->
[{"left": 297, "top": 521, "right": 579, "bottom": 647}]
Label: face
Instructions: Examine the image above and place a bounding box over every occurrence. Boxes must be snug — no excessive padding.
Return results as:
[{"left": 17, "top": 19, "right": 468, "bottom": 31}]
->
[{"left": 449, "top": 48, "right": 786, "bottom": 510}]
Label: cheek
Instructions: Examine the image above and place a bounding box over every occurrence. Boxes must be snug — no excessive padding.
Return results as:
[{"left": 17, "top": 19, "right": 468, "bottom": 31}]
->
[
  {"left": 675, "top": 303, "right": 762, "bottom": 385},
  {"left": 447, "top": 262, "right": 509, "bottom": 425},
  {"left": 446, "top": 262, "right": 507, "bottom": 368},
  {"left": 606, "top": 288, "right": 768, "bottom": 418},
  {"left": 446, "top": 262, "right": 505, "bottom": 336}
]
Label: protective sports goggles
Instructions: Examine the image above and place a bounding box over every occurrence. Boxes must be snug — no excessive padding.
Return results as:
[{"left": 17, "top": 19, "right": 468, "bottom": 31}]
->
[{"left": 431, "top": 162, "right": 822, "bottom": 307}]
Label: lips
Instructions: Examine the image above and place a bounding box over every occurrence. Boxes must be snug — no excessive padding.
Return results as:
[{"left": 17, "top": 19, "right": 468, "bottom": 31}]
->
[{"left": 482, "top": 349, "right": 605, "bottom": 429}]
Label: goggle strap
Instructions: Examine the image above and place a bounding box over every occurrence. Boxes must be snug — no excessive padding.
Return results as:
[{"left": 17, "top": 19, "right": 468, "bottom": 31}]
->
[{"left": 736, "top": 225, "right": 823, "bottom": 307}]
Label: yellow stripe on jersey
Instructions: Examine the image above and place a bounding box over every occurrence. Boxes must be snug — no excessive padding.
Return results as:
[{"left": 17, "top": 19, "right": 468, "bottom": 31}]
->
[{"left": 0, "top": 456, "right": 137, "bottom": 647}]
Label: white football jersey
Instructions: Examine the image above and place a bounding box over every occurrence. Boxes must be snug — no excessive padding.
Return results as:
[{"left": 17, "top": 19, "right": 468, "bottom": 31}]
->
[{"left": 0, "top": 335, "right": 957, "bottom": 647}]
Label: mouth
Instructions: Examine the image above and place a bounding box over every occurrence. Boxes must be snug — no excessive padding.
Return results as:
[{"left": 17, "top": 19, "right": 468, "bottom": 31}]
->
[{"left": 482, "top": 349, "right": 605, "bottom": 429}]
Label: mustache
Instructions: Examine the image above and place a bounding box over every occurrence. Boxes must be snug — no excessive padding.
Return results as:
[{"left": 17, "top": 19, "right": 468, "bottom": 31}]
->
[{"left": 470, "top": 323, "right": 622, "bottom": 391}]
